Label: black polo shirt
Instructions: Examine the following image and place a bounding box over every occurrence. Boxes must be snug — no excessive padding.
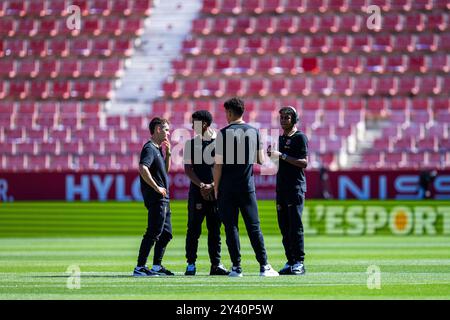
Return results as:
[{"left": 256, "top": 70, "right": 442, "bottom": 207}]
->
[
  {"left": 139, "top": 141, "right": 169, "bottom": 203},
  {"left": 216, "top": 123, "right": 261, "bottom": 193},
  {"left": 277, "top": 131, "right": 308, "bottom": 194},
  {"left": 184, "top": 136, "right": 215, "bottom": 194}
]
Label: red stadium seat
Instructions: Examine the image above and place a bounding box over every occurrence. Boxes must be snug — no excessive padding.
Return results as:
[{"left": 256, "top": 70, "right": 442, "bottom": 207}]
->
[
  {"left": 28, "top": 0, "right": 46, "bottom": 16},
  {"left": 306, "top": 0, "right": 327, "bottom": 12},
  {"left": 71, "top": 80, "right": 92, "bottom": 99},
  {"left": 411, "top": 0, "right": 432, "bottom": 11},
  {"left": 262, "top": 0, "right": 284, "bottom": 13},
  {"left": 415, "top": 34, "right": 437, "bottom": 51},
  {"left": 407, "top": 55, "right": 425, "bottom": 73},
  {"left": 247, "top": 78, "right": 267, "bottom": 96},
  {"left": 123, "top": 16, "right": 144, "bottom": 36},
  {"left": 132, "top": 0, "right": 152, "bottom": 16},
  {"left": 61, "top": 141, "right": 81, "bottom": 154},
  {"left": 405, "top": 13, "right": 425, "bottom": 32},
  {"left": 15, "top": 142, "right": 36, "bottom": 155},
  {"left": 48, "top": 38, "right": 69, "bottom": 57},
  {"left": 203, "top": 78, "right": 224, "bottom": 97},
  {"left": 254, "top": 16, "right": 276, "bottom": 34},
  {"left": 222, "top": 0, "right": 242, "bottom": 15},
  {"left": 51, "top": 80, "right": 70, "bottom": 99},
  {"left": 269, "top": 78, "right": 288, "bottom": 96},
  {"left": 92, "top": 80, "right": 113, "bottom": 99},
  {"left": 30, "top": 81, "right": 49, "bottom": 99},
  {"left": 5, "top": 39, "right": 26, "bottom": 57},
  {"left": 383, "top": 13, "right": 403, "bottom": 32},
  {"left": 321, "top": 56, "right": 339, "bottom": 74},
  {"left": 0, "top": 18, "right": 15, "bottom": 37},
  {"left": 277, "top": 16, "right": 298, "bottom": 34},
  {"left": 193, "top": 18, "right": 210, "bottom": 35},
  {"left": 235, "top": 56, "right": 254, "bottom": 74},
  {"left": 353, "top": 76, "right": 374, "bottom": 95},
  {"left": 102, "top": 58, "right": 123, "bottom": 77},
  {"left": 416, "top": 137, "right": 437, "bottom": 152},
  {"left": 115, "top": 154, "right": 136, "bottom": 170},
  {"left": 341, "top": 55, "right": 362, "bottom": 73},
  {"left": 289, "top": 77, "right": 310, "bottom": 96},
  {"left": 311, "top": 76, "right": 331, "bottom": 95},
  {"left": 59, "top": 59, "right": 80, "bottom": 78},
  {"left": 183, "top": 79, "right": 201, "bottom": 97},
  {"left": 111, "top": 0, "right": 131, "bottom": 15},
  {"left": 225, "top": 78, "right": 245, "bottom": 96},
  {"left": 397, "top": 76, "right": 417, "bottom": 95},
  {"left": 339, "top": 15, "right": 361, "bottom": 33},
  {"left": 103, "top": 18, "right": 122, "bottom": 36},
  {"left": 113, "top": 38, "right": 133, "bottom": 56},
  {"left": 333, "top": 75, "right": 352, "bottom": 96},
  {"left": 298, "top": 15, "right": 317, "bottom": 33},
  {"left": 80, "top": 59, "right": 101, "bottom": 77},
  {"left": 418, "top": 75, "right": 440, "bottom": 95},
  {"left": 0, "top": 59, "right": 15, "bottom": 77},
  {"left": 36, "top": 113, "right": 56, "bottom": 129},
  {"left": 235, "top": 16, "right": 253, "bottom": 34},
  {"left": 90, "top": 0, "right": 111, "bottom": 15},
  {"left": 211, "top": 17, "right": 232, "bottom": 34},
  {"left": 318, "top": 15, "right": 338, "bottom": 33},
  {"left": 6, "top": 0, "right": 26, "bottom": 16},
  {"left": 71, "top": 37, "right": 91, "bottom": 56},
  {"left": 285, "top": 0, "right": 307, "bottom": 13},
  {"left": 15, "top": 18, "right": 36, "bottom": 38},
  {"left": 276, "top": 55, "right": 296, "bottom": 74},
  {"left": 427, "top": 53, "right": 449, "bottom": 73},
  {"left": 93, "top": 38, "right": 112, "bottom": 56},
  {"left": 9, "top": 80, "right": 27, "bottom": 99},
  {"left": 28, "top": 38, "right": 46, "bottom": 57},
  {"left": 82, "top": 17, "right": 101, "bottom": 36},
  {"left": 242, "top": 0, "right": 263, "bottom": 14}
]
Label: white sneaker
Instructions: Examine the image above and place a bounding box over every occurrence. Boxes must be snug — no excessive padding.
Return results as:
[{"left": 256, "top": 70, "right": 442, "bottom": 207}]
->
[
  {"left": 259, "top": 264, "right": 279, "bottom": 277},
  {"left": 228, "top": 266, "right": 243, "bottom": 277}
]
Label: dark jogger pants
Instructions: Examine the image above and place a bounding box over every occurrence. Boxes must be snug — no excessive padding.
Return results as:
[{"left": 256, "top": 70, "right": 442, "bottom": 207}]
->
[
  {"left": 137, "top": 201, "right": 173, "bottom": 267},
  {"left": 218, "top": 191, "right": 268, "bottom": 267},
  {"left": 276, "top": 193, "right": 305, "bottom": 264},
  {"left": 185, "top": 194, "right": 222, "bottom": 265}
]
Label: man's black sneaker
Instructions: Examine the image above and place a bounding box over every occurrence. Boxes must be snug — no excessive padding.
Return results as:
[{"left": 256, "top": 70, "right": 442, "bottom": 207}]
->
[
  {"left": 185, "top": 264, "right": 196, "bottom": 276},
  {"left": 291, "top": 262, "right": 306, "bottom": 275},
  {"left": 278, "top": 263, "right": 293, "bottom": 275},
  {"left": 133, "top": 266, "right": 159, "bottom": 277},
  {"left": 153, "top": 265, "right": 175, "bottom": 276},
  {"left": 228, "top": 265, "right": 243, "bottom": 277},
  {"left": 210, "top": 264, "right": 230, "bottom": 275}
]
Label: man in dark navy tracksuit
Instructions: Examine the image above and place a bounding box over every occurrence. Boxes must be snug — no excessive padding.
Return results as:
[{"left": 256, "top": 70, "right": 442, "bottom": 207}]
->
[
  {"left": 213, "top": 97, "right": 279, "bottom": 277},
  {"left": 133, "top": 117, "right": 175, "bottom": 277},
  {"left": 268, "top": 106, "right": 308, "bottom": 275},
  {"left": 183, "top": 110, "right": 229, "bottom": 276}
]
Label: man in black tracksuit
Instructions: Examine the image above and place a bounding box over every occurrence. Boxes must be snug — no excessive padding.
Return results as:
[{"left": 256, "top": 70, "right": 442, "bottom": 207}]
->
[
  {"left": 183, "top": 110, "right": 229, "bottom": 276},
  {"left": 268, "top": 106, "right": 308, "bottom": 275},
  {"left": 133, "top": 117, "right": 175, "bottom": 277},
  {"left": 213, "top": 97, "right": 279, "bottom": 277}
]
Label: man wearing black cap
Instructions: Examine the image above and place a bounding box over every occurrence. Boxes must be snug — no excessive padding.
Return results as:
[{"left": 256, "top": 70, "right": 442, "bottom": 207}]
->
[{"left": 267, "top": 106, "right": 308, "bottom": 275}]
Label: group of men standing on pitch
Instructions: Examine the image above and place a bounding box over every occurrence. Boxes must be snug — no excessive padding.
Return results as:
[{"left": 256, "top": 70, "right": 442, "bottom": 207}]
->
[{"left": 133, "top": 97, "right": 308, "bottom": 277}]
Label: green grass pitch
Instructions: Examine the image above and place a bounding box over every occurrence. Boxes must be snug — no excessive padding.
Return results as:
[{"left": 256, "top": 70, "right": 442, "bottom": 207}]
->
[{"left": 0, "top": 200, "right": 449, "bottom": 300}]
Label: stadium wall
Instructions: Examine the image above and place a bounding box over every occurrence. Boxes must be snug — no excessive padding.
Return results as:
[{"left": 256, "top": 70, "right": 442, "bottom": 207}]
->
[{"left": 1, "top": 170, "right": 449, "bottom": 202}]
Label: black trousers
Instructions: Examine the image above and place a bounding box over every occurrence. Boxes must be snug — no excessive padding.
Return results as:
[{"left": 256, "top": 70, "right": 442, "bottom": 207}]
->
[
  {"left": 276, "top": 192, "right": 305, "bottom": 264},
  {"left": 185, "top": 191, "right": 222, "bottom": 265},
  {"left": 218, "top": 191, "right": 268, "bottom": 267},
  {"left": 137, "top": 201, "right": 173, "bottom": 267}
]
